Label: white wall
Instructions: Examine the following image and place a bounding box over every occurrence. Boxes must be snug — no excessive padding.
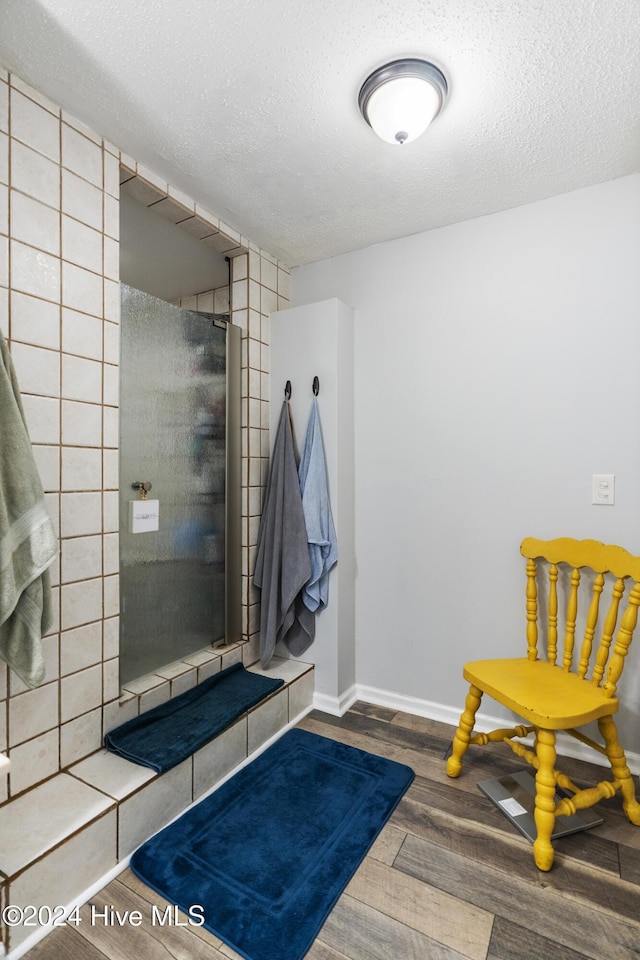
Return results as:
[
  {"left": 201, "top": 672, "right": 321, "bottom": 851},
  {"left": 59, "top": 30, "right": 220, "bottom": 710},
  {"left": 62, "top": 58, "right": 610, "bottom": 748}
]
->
[
  {"left": 292, "top": 174, "right": 640, "bottom": 755},
  {"left": 269, "top": 299, "right": 355, "bottom": 711}
]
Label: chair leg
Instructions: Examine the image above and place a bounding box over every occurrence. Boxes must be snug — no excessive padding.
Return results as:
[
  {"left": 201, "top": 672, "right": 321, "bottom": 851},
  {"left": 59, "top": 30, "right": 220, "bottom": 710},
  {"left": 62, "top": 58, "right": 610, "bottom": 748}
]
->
[
  {"left": 533, "top": 728, "right": 557, "bottom": 872},
  {"left": 446, "top": 684, "right": 483, "bottom": 778},
  {"left": 599, "top": 715, "right": 640, "bottom": 826}
]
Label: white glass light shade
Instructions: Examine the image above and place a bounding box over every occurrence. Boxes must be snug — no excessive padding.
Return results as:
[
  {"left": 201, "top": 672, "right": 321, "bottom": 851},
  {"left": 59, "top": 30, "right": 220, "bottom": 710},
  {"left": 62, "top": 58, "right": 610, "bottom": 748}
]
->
[{"left": 358, "top": 59, "right": 448, "bottom": 145}]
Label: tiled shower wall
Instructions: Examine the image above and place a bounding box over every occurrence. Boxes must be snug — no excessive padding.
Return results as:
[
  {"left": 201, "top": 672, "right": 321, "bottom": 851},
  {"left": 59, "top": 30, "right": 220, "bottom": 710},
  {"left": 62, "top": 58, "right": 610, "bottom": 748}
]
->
[{"left": 0, "top": 67, "right": 290, "bottom": 806}]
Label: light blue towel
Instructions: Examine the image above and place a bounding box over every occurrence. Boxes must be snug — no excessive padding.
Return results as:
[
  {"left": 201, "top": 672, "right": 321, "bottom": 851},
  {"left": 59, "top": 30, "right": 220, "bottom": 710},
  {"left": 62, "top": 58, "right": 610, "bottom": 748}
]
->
[{"left": 298, "top": 397, "right": 338, "bottom": 614}]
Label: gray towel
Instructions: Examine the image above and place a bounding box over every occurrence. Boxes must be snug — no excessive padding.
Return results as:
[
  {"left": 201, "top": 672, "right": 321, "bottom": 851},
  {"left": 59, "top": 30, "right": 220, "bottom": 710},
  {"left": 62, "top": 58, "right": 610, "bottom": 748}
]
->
[
  {"left": 0, "top": 330, "right": 58, "bottom": 687},
  {"left": 253, "top": 401, "right": 311, "bottom": 668}
]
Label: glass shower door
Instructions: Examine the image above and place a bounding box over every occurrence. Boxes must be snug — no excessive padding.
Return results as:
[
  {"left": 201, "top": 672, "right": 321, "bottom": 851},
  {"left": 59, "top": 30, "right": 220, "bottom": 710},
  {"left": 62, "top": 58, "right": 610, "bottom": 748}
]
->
[{"left": 119, "top": 284, "right": 238, "bottom": 685}]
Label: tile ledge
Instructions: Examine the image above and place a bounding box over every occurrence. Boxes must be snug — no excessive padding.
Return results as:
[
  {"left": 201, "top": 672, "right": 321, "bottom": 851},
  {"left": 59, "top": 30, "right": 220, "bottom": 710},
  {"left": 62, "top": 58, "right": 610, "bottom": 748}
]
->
[{"left": 0, "top": 773, "right": 115, "bottom": 879}]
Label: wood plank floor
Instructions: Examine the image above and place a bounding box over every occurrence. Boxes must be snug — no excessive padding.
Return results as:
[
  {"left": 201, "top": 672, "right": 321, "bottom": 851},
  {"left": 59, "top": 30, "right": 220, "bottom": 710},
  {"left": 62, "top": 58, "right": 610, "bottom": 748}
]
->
[{"left": 27, "top": 703, "right": 640, "bottom": 960}]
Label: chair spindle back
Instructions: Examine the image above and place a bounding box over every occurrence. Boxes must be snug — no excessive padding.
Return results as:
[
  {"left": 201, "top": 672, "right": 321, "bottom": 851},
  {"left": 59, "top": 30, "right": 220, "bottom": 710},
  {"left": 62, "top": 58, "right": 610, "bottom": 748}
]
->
[{"left": 521, "top": 537, "right": 640, "bottom": 698}]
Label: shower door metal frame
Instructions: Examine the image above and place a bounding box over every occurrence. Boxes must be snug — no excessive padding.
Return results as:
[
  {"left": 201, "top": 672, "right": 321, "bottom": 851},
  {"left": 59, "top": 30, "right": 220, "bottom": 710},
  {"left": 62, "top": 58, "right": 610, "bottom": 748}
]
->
[{"left": 223, "top": 318, "right": 241, "bottom": 646}]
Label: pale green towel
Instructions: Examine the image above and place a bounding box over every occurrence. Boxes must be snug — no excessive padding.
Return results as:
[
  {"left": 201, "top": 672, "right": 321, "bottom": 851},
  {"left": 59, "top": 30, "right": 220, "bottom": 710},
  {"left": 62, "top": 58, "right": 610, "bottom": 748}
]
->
[{"left": 0, "top": 330, "right": 57, "bottom": 687}]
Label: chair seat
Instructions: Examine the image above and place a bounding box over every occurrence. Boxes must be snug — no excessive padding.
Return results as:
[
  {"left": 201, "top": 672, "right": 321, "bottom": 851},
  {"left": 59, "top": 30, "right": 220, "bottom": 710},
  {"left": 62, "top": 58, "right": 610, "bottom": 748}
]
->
[{"left": 463, "top": 657, "right": 619, "bottom": 729}]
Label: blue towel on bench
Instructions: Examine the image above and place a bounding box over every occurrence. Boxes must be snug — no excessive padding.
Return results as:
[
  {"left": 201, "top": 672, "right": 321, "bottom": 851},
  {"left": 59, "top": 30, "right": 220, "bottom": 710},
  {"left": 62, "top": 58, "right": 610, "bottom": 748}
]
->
[{"left": 104, "top": 662, "right": 284, "bottom": 772}]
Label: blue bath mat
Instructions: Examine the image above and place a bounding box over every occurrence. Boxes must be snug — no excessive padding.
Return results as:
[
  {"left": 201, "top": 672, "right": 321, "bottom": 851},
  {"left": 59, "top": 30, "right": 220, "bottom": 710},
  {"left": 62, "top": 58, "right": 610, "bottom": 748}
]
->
[
  {"left": 104, "top": 662, "right": 283, "bottom": 772},
  {"left": 130, "top": 728, "right": 414, "bottom": 960}
]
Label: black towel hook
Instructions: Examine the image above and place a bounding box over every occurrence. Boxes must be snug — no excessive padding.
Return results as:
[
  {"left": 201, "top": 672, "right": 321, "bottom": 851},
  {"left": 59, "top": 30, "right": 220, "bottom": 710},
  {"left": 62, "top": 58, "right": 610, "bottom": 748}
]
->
[
  {"left": 284, "top": 380, "right": 292, "bottom": 400},
  {"left": 312, "top": 376, "right": 320, "bottom": 396}
]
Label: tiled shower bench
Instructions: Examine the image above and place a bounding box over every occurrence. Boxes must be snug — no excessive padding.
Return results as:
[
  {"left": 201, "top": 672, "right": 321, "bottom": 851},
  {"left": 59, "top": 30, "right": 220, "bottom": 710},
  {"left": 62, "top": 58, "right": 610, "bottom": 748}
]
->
[{"left": 0, "top": 652, "right": 314, "bottom": 958}]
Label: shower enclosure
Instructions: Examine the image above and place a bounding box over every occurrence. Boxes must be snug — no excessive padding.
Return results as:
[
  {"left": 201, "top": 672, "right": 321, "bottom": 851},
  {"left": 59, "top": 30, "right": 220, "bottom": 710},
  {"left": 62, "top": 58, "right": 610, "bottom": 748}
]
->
[{"left": 119, "top": 285, "right": 241, "bottom": 685}]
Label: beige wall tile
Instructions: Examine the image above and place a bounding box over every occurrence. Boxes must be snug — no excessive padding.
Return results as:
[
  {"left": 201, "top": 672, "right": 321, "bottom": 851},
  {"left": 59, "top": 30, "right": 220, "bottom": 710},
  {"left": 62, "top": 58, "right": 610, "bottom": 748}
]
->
[
  {"left": 0, "top": 234, "right": 5, "bottom": 287},
  {"left": 103, "top": 448, "right": 118, "bottom": 489},
  {"left": 9, "top": 728, "right": 59, "bottom": 796},
  {"left": 0, "top": 284, "right": 7, "bottom": 336},
  {"left": 103, "top": 152, "right": 120, "bottom": 199},
  {"left": 62, "top": 124, "right": 102, "bottom": 187},
  {"left": 104, "top": 277, "right": 120, "bottom": 322},
  {"left": 104, "top": 192, "right": 119, "bottom": 240},
  {"left": 32, "top": 444, "right": 60, "bottom": 492},
  {"left": 0, "top": 78, "right": 7, "bottom": 132},
  {"left": 103, "top": 695, "right": 138, "bottom": 735},
  {"left": 288, "top": 670, "right": 315, "bottom": 719},
  {"left": 62, "top": 352, "right": 102, "bottom": 403},
  {"left": 21, "top": 394, "right": 60, "bottom": 444},
  {"left": 61, "top": 663, "right": 103, "bottom": 722},
  {"left": 103, "top": 657, "right": 119, "bottom": 700},
  {"left": 62, "top": 215, "right": 103, "bottom": 274},
  {"left": 11, "top": 291, "right": 60, "bottom": 349},
  {"left": 103, "top": 574, "right": 119, "bottom": 619},
  {"left": 103, "top": 533, "right": 118, "bottom": 576},
  {"left": 8, "top": 681, "right": 58, "bottom": 747},
  {"left": 0, "top": 131, "right": 7, "bottom": 185},
  {"left": 61, "top": 621, "right": 103, "bottom": 675},
  {"left": 102, "top": 490, "right": 119, "bottom": 532},
  {"left": 103, "top": 234, "right": 118, "bottom": 279},
  {"left": 260, "top": 256, "right": 278, "bottom": 292},
  {"left": 62, "top": 307, "right": 103, "bottom": 360},
  {"left": 10, "top": 89, "right": 60, "bottom": 162},
  {"left": 260, "top": 285, "right": 278, "bottom": 317},
  {"left": 247, "top": 690, "right": 288, "bottom": 754},
  {"left": 0, "top": 182, "right": 7, "bottom": 235},
  {"left": 10, "top": 239, "right": 60, "bottom": 302},
  {"left": 10, "top": 191, "right": 59, "bottom": 255},
  {"left": 103, "top": 362, "right": 118, "bottom": 406},
  {"left": 103, "top": 407, "right": 119, "bottom": 448},
  {"left": 193, "top": 717, "right": 247, "bottom": 799},
  {"left": 60, "top": 707, "right": 102, "bottom": 767},
  {"left": 60, "top": 492, "right": 102, "bottom": 538},
  {"left": 118, "top": 759, "right": 192, "bottom": 859},
  {"left": 214, "top": 286, "right": 230, "bottom": 314},
  {"left": 61, "top": 445, "right": 102, "bottom": 491},
  {"left": 11, "top": 140, "right": 60, "bottom": 208},
  {"left": 277, "top": 267, "right": 291, "bottom": 299},
  {"left": 232, "top": 279, "right": 248, "bottom": 310},
  {"left": 62, "top": 111, "right": 101, "bottom": 144},
  {"left": 61, "top": 534, "right": 103, "bottom": 583},
  {"left": 103, "top": 616, "right": 119, "bottom": 659},
  {"left": 61, "top": 577, "right": 103, "bottom": 631},
  {"left": 10, "top": 75, "right": 60, "bottom": 116},
  {"left": 103, "top": 319, "right": 119, "bottom": 364},
  {"left": 61, "top": 399, "right": 102, "bottom": 446},
  {"left": 62, "top": 261, "right": 103, "bottom": 317},
  {"left": 231, "top": 253, "right": 248, "bottom": 281},
  {"left": 10, "top": 341, "right": 60, "bottom": 396},
  {"left": 62, "top": 168, "right": 102, "bottom": 229}
]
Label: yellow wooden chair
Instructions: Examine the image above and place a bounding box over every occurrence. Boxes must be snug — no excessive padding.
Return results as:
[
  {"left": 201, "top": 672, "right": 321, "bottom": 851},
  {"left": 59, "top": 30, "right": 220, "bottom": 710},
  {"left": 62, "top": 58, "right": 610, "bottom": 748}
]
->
[{"left": 446, "top": 537, "right": 640, "bottom": 871}]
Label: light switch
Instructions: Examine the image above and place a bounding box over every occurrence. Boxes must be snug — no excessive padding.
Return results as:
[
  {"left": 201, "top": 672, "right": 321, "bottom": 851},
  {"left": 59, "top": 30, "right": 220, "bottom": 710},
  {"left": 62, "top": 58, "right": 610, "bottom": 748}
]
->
[{"left": 592, "top": 474, "right": 615, "bottom": 505}]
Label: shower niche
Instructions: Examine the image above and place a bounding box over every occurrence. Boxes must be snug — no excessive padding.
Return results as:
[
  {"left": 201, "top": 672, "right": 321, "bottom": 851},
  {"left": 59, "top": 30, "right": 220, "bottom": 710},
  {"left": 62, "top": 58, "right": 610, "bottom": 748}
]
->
[{"left": 119, "top": 180, "right": 242, "bottom": 686}]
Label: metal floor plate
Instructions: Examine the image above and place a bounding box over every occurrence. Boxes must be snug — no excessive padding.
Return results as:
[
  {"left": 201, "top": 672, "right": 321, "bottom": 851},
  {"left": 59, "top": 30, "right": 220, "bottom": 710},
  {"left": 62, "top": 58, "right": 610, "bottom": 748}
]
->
[{"left": 477, "top": 769, "right": 604, "bottom": 843}]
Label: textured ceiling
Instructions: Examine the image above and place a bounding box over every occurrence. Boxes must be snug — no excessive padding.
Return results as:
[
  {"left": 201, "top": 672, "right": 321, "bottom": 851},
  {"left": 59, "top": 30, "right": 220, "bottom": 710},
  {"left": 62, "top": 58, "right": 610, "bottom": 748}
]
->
[{"left": 1, "top": 0, "right": 638, "bottom": 266}]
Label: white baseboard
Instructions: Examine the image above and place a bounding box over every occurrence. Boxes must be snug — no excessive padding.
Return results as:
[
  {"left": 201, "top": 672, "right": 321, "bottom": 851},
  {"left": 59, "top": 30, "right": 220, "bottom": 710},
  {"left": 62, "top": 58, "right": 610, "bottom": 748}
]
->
[
  {"left": 351, "top": 683, "right": 640, "bottom": 776},
  {"left": 313, "top": 684, "right": 358, "bottom": 717}
]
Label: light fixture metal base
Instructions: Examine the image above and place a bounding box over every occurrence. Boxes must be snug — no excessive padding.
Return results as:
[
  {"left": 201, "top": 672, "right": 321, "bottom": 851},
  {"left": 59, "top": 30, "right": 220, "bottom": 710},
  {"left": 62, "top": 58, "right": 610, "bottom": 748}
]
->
[{"left": 358, "top": 57, "right": 448, "bottom": 145}]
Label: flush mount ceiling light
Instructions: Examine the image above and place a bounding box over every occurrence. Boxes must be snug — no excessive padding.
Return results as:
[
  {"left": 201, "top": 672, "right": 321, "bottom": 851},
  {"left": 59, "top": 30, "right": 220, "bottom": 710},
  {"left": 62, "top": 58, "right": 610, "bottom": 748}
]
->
[{"left": 358, "top": 58, "right": 448, "bottom": 145}]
